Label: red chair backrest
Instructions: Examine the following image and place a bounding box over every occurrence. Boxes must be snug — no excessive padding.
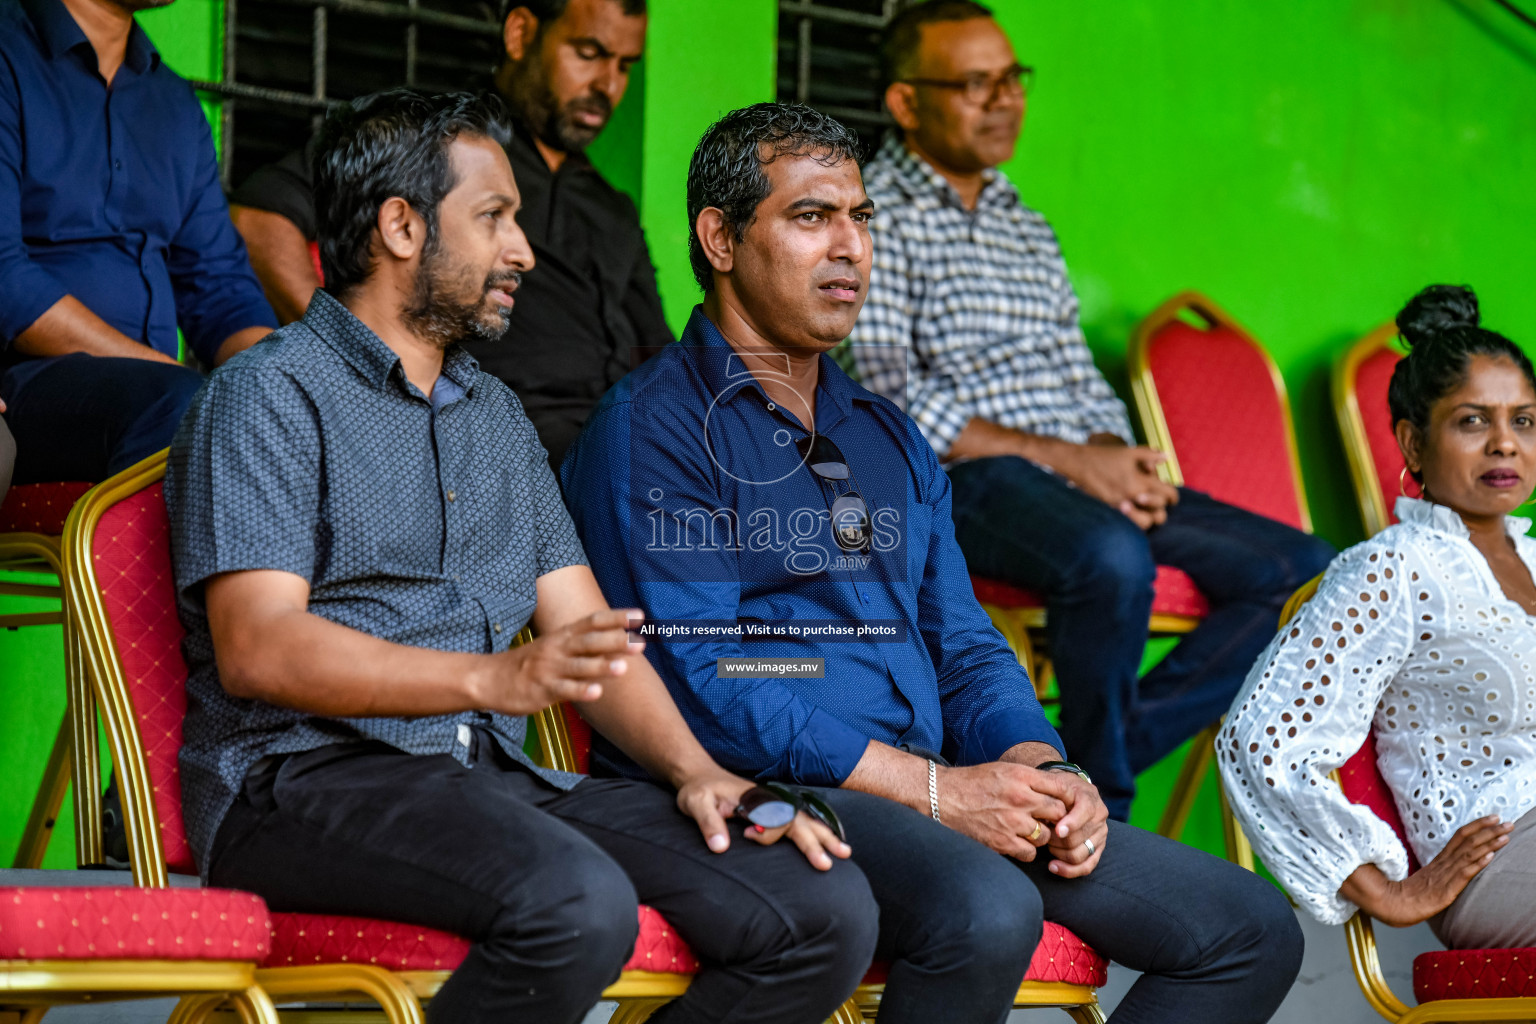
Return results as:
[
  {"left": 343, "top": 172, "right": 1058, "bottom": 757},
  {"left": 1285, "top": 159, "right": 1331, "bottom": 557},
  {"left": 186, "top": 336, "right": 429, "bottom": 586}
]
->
[
  {"left": 1338, "top": 730, "right": 1421, "bottom": 874},
  {"left": 561, "top": 704, "right": 593, "bottom": 773},
  {"left": 1143, "top": 314, "right": 1307, "bottom": 530},
  {"left": 307, "top": 241, "right": 324, "bottom": 285},
  {"left": 91, "top": 482, "right": 198, "bottom": 875},
  {"left": 1354, "top": 345, "right": 1405, "bottom": 527}
]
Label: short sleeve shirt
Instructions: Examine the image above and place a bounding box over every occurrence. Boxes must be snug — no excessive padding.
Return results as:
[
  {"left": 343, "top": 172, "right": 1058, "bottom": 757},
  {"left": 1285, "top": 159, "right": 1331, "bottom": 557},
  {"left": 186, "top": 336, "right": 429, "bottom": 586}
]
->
[{"left": 166, "top": 289, "right": 586, "bottom": 876}]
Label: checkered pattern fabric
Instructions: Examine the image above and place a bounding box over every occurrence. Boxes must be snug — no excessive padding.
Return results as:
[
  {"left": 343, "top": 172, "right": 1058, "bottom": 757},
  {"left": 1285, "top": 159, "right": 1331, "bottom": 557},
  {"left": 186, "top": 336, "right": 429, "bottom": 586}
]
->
[
  {"left": 166, "top": 290, "right": 585, "bottom": 877},
  {"left": 846, "top": 136, "right": 1134, "bottom": 457}
]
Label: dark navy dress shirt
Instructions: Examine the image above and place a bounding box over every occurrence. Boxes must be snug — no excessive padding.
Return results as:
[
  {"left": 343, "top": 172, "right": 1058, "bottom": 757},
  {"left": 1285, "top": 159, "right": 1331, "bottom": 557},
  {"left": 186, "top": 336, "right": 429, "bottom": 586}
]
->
[
  {"left": 0, "top": 0, "right": 275, "bottom": 384},
  {"left": 167, "top": 290, "right": 584, "bottom": 876},
  {"left": 561, "top": 307, "right": 1062, "bottom": 787}
]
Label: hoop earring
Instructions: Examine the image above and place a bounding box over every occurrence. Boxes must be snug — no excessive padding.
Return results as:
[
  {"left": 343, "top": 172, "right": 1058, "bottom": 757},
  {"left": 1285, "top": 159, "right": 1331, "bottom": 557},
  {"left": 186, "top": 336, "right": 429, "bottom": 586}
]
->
[{"left": 1399, "top": 466, "right": 1422, "bottom": 498}]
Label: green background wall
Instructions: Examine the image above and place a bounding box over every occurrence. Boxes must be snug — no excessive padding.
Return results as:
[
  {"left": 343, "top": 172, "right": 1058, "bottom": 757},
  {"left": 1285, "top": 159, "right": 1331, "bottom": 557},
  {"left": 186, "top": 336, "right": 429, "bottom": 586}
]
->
[{"left": 5, "top": 0, "right": 1534, "bottom": 866}]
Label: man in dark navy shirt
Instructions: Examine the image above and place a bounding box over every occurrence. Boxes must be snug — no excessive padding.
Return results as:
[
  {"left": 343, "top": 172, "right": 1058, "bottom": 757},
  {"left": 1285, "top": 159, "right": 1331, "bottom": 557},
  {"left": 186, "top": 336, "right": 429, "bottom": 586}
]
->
[
  {"left": 563, "top": 103, "right": 1306, "bottom": 1024},
  {"left": 0, "top": 0, "right": 276, "bottom": 484},
  {"left": 231, "top": 0, "right": 669, "bottom": 467},
  {"left": 169, "top": 89, "right": 875, "bottom": 1024}
]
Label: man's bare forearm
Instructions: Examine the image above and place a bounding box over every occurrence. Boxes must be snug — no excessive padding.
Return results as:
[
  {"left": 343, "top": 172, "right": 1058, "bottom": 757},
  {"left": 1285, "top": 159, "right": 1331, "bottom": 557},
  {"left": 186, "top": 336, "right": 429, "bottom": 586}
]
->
[
  {"left": 15, "top": 295, "right": 180, "bottom": 363},
  {"left": 213, "top": 325, "right": 276, "bottom": 366},
  {"left": 841, "top": 740, "right": 934, "bottom": 812},
  {"left": 576, "top": 662, "right": 725, "bottom": 789},
  {"left": 998, "top": 741, "right": 1065, "bottom": 768},
  {"left": 946, "top": 417, "right": 1083, "bottom": 476},
  {"left": 207, "top": 570, "right": 486, "bottom": 717},
  {"left": 231, "top": 204, "right": 321, "bottom": 325}
]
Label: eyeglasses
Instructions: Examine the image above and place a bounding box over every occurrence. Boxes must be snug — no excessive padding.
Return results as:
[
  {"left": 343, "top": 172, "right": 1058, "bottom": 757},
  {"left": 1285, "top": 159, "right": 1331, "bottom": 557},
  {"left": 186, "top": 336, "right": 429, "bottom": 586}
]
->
[
  {"left": 735, "top": 783, "right": 846, "bottom": 843},
  {"left": 903, "top": 63, "right": 1033, "bottom": 106},
  {"left": 794, "top": 433, "right": 870, "bottom": 553}
]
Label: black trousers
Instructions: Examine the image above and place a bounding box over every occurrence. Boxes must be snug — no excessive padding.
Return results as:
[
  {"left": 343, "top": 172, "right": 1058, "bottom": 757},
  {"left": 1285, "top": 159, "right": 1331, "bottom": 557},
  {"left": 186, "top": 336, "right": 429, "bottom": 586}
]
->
[
  {"left": 208, "top": 736, "right": 879, "bottom": 1024},
  {"left": 810, "top": 788, "right": 1305, "bottom": 1024}
]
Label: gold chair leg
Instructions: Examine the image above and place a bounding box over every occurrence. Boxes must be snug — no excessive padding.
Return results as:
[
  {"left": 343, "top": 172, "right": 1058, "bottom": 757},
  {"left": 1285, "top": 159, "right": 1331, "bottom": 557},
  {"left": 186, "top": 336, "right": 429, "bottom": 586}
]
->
[
  {"left": 19, "top": 1009, "right": 47, "bottom": 1024},
  {"left": 170, "top": 993, "right": 227, "bottom": 1024},
  {"left": 1066, "top": 1005, "right": 1107, "bottom": 1023},
  {"left": 14, "top": 717, "right": 70, "bottom": 868},
  {"left": 826, "top": 996, "right": 866, "bottom": 1024},
  {"left": 231, "top": 986, "right": 281, "bottom": 1024},
  {"left": 607, "top": 999, "right": 671, "bottom": 1024},
  {"left": 255, "top": 964, "right": 424, "bottom": 1024},
  {"left": 1156, "top": 722, "right": 1218, "bottom": 841},
  {"left": 1218, "top": 781, "right": 1256, "bottom": 871}
]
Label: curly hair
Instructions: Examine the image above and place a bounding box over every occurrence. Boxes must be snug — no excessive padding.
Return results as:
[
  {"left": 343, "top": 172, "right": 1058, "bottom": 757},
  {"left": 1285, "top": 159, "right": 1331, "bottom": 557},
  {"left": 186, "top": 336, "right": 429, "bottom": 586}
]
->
[{"left": 685, "top": 102, "right": 862, "bottom": 292}]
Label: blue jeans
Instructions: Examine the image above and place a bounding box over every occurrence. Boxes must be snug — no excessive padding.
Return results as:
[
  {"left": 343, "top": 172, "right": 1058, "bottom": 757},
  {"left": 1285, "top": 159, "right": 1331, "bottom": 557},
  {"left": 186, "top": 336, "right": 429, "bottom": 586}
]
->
[
  {"left": 1, "top": 353, "right": 204, "bottom": 484},
  {"left": 948, "top": 456, "right": 1335, "bottom": 818},
  {"left": 815, "top": 790, "right": 1304, "bottom": 1024}
]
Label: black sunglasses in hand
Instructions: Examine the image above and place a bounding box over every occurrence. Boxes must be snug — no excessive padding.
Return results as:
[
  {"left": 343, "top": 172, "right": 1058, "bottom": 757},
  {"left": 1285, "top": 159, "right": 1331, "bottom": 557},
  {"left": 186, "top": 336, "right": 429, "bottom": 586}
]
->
[
  {"left": 735, "top": 782, "right": 846, "bottom": 843},
  {"left": 794, "top": 433, "right": 871, "bottom": 554}
]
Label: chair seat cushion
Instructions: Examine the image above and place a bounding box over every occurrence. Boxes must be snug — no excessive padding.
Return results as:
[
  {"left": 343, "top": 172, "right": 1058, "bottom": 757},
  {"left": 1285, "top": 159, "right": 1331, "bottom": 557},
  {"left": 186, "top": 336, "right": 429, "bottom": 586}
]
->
[
  {"left": 861, "top": 921, "right": 1107, "bottom": 988},
  {"left": 0, "top": 887, "right": 270, "bottom": 961},
  {"left": 0, "top": 482, "right": 92, "bottom": 535},
  {"left": 1413, "top": 946, "right": 1536, "bottom": 1002},
  {"left": 266, "top": 904, "right": 700, "bottom": 975},
  {"left": 972, "top": 566, "right": 1211, "bottom": 620}
]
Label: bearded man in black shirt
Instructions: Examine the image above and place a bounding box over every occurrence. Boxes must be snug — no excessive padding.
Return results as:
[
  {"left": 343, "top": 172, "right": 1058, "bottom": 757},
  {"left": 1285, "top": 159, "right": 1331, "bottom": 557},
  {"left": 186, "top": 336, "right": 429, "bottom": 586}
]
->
[{"left": 230, "top": 0, "right": 667, "bottom": 466}]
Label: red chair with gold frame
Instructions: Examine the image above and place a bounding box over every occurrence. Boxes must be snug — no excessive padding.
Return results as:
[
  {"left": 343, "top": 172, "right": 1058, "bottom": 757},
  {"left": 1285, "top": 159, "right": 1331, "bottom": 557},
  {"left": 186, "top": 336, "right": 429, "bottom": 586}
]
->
[
  {"left": 60, "top": 451, "right": 862, "bottom": 1024},
  {"left": 1275, "top": 578, "right": 1536, "bottom": 1024},
  {"left": 1, "top": 885, "right": 280, "bottom": 1024},
  {"left": 534, "top": 704, "right": 1111, "bottom": 1024},
  {"left": 1126, "top": 290, "right": 1323, "bottom": 865},
  {"left": 1334, "top": 324, "right": 1406, "bottom": 537},
  {"left": 1, "top": 480, "right": 96, "bottom": 870}
]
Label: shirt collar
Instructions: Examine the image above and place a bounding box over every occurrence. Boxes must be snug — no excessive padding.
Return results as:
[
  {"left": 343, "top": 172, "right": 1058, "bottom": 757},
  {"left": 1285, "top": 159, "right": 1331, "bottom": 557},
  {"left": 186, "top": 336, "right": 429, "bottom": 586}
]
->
[
  {"left": 1394, "top": 495, "right": 1532, "bottom": 541},
  {"left": 24, "top": 0, "right": 160, "bottom": 74},
  {"left": 875, "top": 132, "right": 1017, "bottom": 212},
  {"left": 679, "top": 305, "right": 858, "bottom": 432},
  {"left": 506, "top": 113, "right": 592, "bottom": 178},
  {"left": 304, "top": 289, "right": 480, "bottom": 398}
]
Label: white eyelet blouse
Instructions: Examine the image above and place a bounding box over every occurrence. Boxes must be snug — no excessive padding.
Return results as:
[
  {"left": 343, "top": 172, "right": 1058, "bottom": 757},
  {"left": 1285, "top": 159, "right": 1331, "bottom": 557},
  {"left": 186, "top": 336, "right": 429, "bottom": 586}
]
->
[{"left": 1218, "top": 496, "right": 1536, "bottom": 925}]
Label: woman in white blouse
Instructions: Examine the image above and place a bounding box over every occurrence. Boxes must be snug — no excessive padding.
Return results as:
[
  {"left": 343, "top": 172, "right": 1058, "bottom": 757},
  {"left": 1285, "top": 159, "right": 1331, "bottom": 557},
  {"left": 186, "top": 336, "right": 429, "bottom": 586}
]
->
[{"left": 1219, "top": 285, "right": 1536, "bottom": 950}]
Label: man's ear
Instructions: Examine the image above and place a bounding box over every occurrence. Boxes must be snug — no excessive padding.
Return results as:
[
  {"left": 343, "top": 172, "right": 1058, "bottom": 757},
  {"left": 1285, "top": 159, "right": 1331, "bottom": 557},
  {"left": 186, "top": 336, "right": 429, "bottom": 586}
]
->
[
  {"left": 885, "top": 81, "right": 920, "bottom": 133},
  {"left": 695, "top": 207, "right": 735, "bottom": 277},
  {"left": 376, "top": 196, "right": 425, "bottom": 262},
  {"left": 503, "top": 7, "right": 538, "bottom": 62},
  {"left": 1395, "top": 418, "right": 1424, "bottom": 476}
]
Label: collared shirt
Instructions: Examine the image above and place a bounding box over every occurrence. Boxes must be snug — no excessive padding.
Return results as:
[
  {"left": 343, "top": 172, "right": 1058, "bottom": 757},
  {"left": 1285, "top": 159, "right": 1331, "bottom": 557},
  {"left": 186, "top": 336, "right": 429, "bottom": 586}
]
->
[
  {"left": 0, "top": 0, "right": 275, "bottom": 384},
  {"left": 845, "top": 134, "right": 1134, "bottom": 458},
  {"left": 167, "top": 289, "right": 585, "bottom": 876},
  {"left": 1220, "top": 496, "right": 1536, "bottom": 925},
  {"left": 561, "top": 307, "right": 1062, "bottom": 787},
  {"left": 230, "top": 118, "right": 673, "bottom": 466}
]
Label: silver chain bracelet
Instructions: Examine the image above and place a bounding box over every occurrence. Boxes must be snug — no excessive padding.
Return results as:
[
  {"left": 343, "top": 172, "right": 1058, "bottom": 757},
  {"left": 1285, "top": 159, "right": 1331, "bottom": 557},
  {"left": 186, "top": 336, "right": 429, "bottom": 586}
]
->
[{"left": 928, "top": 759, "right": 940, "bottom": 821}]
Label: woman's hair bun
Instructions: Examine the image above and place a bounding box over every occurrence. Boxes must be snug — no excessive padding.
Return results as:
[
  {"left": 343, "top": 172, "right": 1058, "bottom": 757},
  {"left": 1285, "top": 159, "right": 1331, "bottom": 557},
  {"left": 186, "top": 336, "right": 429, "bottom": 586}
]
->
[{"left": 1396, "top": 284, "right": 1480, "bottom": 347}]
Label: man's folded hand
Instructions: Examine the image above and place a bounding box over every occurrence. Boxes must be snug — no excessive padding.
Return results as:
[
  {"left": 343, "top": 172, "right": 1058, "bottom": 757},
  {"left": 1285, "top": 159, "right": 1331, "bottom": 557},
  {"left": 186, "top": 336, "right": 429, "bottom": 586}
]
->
[{"left": 474, "top": 607, "right": 645, "bottom": 714}]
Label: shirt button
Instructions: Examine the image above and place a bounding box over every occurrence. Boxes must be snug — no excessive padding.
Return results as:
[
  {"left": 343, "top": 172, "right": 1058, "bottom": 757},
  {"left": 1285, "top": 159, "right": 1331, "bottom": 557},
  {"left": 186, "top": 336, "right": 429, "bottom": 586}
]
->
[
  {"left": 456, "top": 723, "right": 472, "bottom": 747},
  {"left": 493, "top": 623, "right": 502, "bottom": 634},
  {"left": 446, "top": 490, "right": 456, "bottom": 502},
  {"left": 862, "top": 594, "right": 871, "bottom": 605},
  {"left": 114, "top": 158, "right": 122, "bottom": 170},
  {"left": 453, "top": 574, "right": 462, "bottom": 582}
]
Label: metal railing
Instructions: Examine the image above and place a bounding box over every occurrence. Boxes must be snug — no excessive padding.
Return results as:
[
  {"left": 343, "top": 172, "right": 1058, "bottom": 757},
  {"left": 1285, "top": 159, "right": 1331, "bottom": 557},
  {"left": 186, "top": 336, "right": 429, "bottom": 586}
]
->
[{"left": 777, "top": 0, "right": 903, "bottom": 139}]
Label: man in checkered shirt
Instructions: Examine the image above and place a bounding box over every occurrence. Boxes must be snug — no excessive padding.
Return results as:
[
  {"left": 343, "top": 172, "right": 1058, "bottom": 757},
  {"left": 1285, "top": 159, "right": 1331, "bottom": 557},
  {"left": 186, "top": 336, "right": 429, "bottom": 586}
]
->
[{"left": 847, "top": 0, "right": 1334, "bottom": 819}]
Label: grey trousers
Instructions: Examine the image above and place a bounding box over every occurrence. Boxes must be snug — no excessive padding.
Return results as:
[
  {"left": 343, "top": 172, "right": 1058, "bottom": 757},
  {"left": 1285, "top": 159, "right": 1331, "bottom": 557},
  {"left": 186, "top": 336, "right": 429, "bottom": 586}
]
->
[{"left": 1431, "top": 806, "right": 1536, "bottom": 949}]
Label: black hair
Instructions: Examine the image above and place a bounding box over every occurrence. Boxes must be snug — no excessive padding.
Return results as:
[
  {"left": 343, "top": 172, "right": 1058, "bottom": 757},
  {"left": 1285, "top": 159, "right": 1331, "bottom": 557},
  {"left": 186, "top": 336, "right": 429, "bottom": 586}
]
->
[
  {"left": 878, "top": 0, "right": 995, "bottom": 90},
  {"left": 685, "top": 102, "right": 863, "bottom": 292},
  {"left": 1388, "top": 284, "right": 1536, "bottom": 477},
  {"left": 498, "top": 0, "right": 646, "bottom": 26},
  {"left": 313, "top": 89, "right": 512, "bottom": 297}
]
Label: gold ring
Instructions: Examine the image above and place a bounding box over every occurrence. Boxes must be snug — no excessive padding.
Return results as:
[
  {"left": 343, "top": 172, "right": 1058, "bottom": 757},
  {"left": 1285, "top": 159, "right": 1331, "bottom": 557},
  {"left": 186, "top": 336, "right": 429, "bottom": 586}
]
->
[{"left": 1027, "top": 822, "right": 1044, "bottom": 843}]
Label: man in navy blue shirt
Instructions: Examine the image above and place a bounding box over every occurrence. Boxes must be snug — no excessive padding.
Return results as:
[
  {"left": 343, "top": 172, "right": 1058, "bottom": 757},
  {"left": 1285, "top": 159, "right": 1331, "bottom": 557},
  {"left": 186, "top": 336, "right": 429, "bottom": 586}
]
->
[
  {"left": 563, "top": 103, "right": 1305, "bottom": 1024},
  {"left": 0, "top": 0, "right": 276, "bottom": 485}
]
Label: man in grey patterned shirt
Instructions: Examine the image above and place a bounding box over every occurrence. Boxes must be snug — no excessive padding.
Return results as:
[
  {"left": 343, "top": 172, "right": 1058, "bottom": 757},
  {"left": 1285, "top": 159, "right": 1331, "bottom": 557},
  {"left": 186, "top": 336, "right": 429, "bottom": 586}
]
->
[
  {"left": 167, "top": 89, "right": 875, "bottom": 1024},
  {"left": 847, "top": 0, "right": 1334, "bottom": 818}
]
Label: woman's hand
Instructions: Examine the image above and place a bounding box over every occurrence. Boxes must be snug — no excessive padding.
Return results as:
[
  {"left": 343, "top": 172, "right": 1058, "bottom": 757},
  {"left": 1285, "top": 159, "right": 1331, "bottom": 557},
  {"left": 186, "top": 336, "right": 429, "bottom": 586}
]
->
[{"left": 1339, "top": 815, "right": 1514, "bottom": 926}]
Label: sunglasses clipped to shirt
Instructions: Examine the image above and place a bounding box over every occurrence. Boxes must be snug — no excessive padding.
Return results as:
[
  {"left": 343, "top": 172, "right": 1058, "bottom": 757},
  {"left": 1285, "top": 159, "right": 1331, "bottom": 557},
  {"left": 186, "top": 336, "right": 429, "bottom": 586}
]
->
[{"left": 794, "top": 433, "right": 871, "bottom": 554}]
